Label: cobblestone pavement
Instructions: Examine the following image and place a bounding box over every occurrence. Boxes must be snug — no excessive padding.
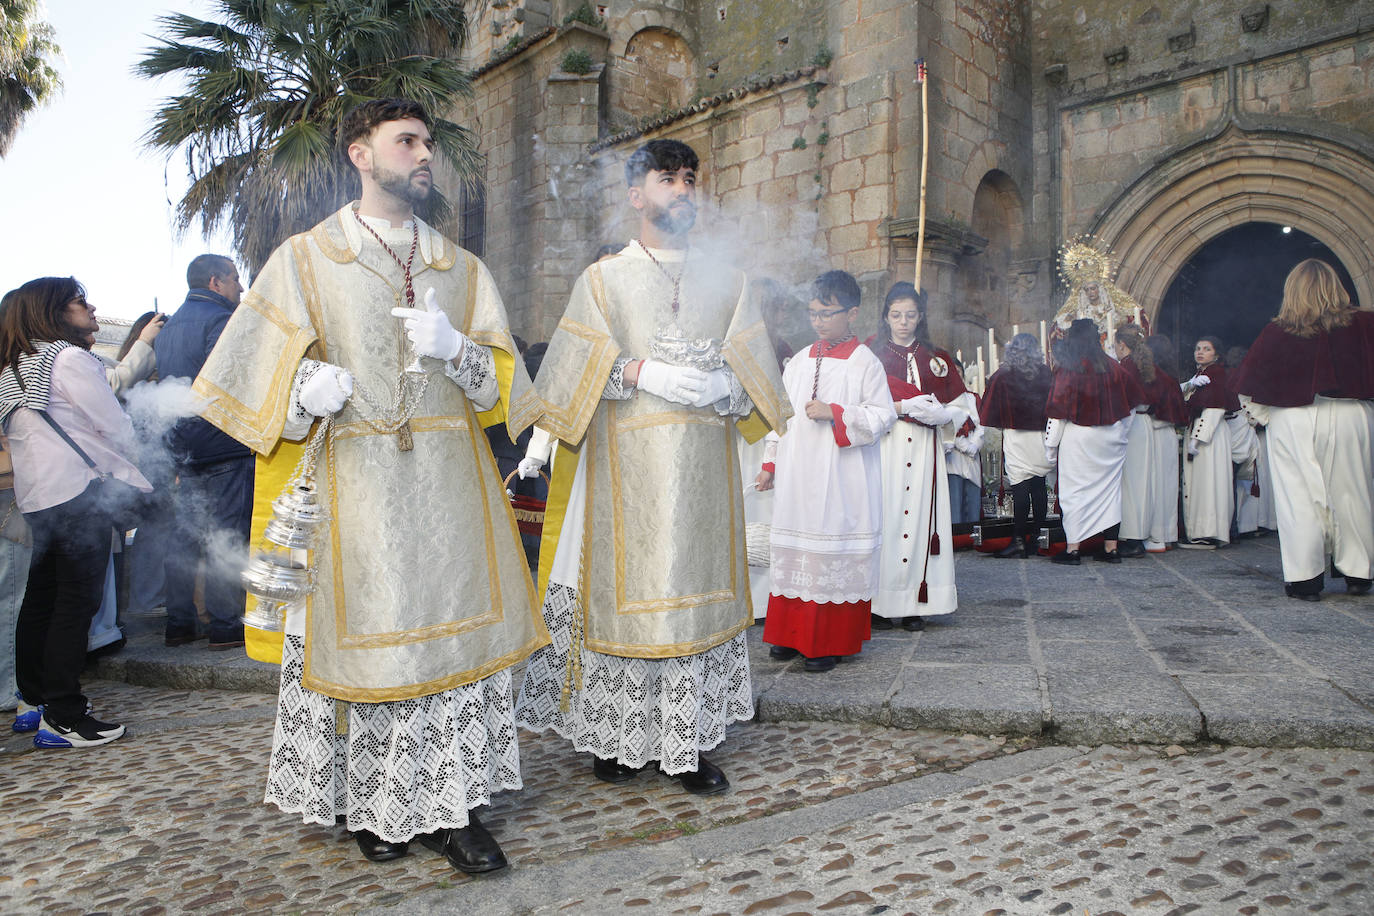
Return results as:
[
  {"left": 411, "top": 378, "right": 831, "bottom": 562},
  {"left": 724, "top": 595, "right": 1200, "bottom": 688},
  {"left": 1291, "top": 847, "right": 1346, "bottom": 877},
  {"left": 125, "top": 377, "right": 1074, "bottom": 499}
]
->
[
  {"left": 4, "top": 681, "right": 1372, "bottom": 915},
  {"left": 95, "top": 535, "right": 1374, "bottom": 749}
]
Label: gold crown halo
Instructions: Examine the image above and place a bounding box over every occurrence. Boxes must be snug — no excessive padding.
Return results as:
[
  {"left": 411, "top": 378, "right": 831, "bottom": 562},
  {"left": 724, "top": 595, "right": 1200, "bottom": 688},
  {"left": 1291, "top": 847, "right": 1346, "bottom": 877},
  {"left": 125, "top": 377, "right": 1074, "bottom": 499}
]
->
[{"left": 1058, "top": 237, "right": 1116, "bottom": 287}]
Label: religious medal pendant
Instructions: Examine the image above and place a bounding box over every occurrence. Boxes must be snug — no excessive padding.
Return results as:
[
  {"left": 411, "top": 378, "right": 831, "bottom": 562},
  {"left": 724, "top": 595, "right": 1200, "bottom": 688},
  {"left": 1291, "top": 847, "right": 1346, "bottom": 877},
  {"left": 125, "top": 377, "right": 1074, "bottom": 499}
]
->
[{"left": 396, "top": 422, "right": 414, "bottom": 452}]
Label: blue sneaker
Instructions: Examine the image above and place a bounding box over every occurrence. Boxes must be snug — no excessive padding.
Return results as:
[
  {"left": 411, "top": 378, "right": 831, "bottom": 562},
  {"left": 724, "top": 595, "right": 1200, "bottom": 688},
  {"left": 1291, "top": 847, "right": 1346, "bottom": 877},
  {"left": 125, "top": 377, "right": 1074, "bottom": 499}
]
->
[
  {"left": 33, "top": 713, "right": 125, "bottom": 748},
  {"left": 12, "top": 699, "right": 42, "bottom": 733}
]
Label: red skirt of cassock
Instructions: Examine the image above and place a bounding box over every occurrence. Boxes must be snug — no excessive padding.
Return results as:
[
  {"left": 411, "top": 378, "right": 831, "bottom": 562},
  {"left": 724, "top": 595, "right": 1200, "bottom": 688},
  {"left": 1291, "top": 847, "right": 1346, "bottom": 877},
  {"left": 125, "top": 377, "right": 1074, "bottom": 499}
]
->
[{"left": 763, "top": 596, "right": 872, "bottom": 658}]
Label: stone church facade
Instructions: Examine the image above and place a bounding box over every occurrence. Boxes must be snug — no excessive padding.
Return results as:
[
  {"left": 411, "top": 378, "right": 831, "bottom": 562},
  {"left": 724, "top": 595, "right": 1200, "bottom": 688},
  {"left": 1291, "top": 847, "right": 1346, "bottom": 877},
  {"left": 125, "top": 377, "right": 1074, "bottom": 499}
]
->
[{"left": 445, "top": 1, "right": 1374, "bottom": 358}]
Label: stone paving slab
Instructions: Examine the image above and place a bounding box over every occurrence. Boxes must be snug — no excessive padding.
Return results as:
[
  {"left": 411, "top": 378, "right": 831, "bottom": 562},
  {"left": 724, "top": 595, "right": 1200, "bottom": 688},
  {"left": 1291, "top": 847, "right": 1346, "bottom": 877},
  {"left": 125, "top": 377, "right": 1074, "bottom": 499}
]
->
[{"left": 93, "top": 536, "right": 1374, "bottom": 748}]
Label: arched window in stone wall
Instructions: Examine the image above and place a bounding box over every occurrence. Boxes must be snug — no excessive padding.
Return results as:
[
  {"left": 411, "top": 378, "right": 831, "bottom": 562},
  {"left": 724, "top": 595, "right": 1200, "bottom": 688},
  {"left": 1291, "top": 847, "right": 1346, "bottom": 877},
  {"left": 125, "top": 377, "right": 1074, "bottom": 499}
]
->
[
  {"left": 957, "top": 170, "right": 1024, "bottom": 332},
  {"left": 608, "top": 27, "right": 696, "bottom": 126}
]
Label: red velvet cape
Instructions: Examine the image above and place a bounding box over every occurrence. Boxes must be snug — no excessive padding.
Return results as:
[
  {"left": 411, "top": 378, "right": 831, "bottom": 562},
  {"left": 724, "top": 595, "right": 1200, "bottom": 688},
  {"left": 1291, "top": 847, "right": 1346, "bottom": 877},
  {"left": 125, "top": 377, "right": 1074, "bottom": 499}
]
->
[
  {"left": 980, "top": 364, "right": 1052, "bottom": 430},
  {"left": 1046, "top": 358, "right": 1146, "bottom": 426},
  {"left": 1186, "top": 361, "right": 1241, "bottom": 418},
  {"left": 1231, "top": 311, "right": 1374, "bottom": 407}
]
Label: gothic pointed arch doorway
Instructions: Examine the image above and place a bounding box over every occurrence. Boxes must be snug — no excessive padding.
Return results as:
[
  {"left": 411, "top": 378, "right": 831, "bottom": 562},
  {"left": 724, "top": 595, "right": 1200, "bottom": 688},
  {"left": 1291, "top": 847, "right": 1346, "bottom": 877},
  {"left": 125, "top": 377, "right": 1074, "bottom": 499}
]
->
[
  {"left": 1087, "top": 125, "right": 1374, "bottom": 341},
  {"left": 1155, "top": 222, "right": 1358, "bottom": 370}
]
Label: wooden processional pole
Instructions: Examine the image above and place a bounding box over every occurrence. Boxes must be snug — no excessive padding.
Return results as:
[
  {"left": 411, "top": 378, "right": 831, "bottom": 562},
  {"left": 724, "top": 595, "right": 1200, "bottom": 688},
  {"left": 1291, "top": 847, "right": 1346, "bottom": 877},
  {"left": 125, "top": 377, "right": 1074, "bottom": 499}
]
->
[{"left": 914, "top": 57, "right": 929, "bottom": 293}]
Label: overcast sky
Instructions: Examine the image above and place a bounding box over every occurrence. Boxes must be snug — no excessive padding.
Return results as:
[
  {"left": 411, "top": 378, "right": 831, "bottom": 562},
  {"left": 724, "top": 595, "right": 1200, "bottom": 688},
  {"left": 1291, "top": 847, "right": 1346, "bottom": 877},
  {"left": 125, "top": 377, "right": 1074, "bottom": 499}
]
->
[{"left": 1, "top": 0, "right": 233, "bottom": 321}]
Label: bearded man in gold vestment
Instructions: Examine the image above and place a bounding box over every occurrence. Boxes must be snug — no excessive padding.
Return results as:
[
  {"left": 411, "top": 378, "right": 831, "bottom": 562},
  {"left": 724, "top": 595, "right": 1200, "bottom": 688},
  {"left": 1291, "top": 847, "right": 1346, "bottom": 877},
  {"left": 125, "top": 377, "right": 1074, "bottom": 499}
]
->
[
  {"left": 192, "top": 100, "right": 547, "bottom": 875},
  {"left": 516, "top": 139, "right": 790, "bottom": 795}
]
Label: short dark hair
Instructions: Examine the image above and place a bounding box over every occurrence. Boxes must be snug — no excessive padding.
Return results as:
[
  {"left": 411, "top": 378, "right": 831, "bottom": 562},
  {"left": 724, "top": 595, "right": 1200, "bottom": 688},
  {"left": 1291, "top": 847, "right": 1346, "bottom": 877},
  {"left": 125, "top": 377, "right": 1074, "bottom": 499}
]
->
[
  {"left": 0, "top": 276, "right": 90, "bottom": 367},
  {"left": 340, "top": 98, "right": 432, "bottom": 151},
  {"left": 811, "top": 269, "right": 861, "bottom": 312},
  {"left": 625, "top": 139, "right": 699, "bottom": 186},
  {"left": 186, "top": 254, "right": 235, "bottom": 290}
]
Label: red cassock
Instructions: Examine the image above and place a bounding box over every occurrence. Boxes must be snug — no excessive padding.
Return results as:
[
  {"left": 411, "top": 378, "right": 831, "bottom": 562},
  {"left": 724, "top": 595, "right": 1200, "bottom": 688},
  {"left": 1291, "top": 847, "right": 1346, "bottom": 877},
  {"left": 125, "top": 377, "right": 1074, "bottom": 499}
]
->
[
  {"left": 1231, "top": 311, "right": 1374, "bottom": 406},
  {"left": 1046, "top": 359, "right": 1146, "bottom": 426}
]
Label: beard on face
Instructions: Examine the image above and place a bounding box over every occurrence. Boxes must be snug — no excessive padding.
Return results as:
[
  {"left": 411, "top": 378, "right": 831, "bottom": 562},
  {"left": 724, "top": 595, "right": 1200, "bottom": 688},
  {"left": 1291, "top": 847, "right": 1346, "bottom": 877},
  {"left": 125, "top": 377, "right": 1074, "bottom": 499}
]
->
[
  {"left": 374, "top": 164, "right": 433, "bottom": 204},
  {"left": 645, "top": 198, "right": 696, "bottom": 235}
]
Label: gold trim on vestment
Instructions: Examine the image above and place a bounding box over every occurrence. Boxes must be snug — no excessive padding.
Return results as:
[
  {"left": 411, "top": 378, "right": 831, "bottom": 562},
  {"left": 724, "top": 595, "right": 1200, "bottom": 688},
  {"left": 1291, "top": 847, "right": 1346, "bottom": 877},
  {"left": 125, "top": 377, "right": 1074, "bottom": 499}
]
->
[
  {"left": 303, "top": 635, "right": 549, "bottom": 703},
  {"left": 586, "top": 617, "right": 752, "bottom": 659},
  {"left": 536, "top": 316, "right": 621, "bottom": 442}
]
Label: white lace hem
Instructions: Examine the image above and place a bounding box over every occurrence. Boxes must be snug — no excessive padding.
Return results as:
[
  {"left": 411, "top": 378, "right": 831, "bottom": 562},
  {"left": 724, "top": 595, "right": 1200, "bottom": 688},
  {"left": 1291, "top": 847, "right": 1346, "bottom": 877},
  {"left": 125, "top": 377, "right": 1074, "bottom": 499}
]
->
[
  {"left": 264, "top": 635, "right": 522, "bottom": 844},
  {"left": 514, "top": 583, "right": 754, "bottom": 775}
]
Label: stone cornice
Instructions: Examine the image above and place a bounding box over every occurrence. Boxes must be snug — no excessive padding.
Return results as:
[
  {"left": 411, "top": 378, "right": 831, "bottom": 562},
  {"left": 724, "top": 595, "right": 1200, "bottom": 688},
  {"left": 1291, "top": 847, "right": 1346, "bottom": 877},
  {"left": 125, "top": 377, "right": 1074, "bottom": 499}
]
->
[{"left": 588, "top": 66, "right": 827, "bottom": 154}]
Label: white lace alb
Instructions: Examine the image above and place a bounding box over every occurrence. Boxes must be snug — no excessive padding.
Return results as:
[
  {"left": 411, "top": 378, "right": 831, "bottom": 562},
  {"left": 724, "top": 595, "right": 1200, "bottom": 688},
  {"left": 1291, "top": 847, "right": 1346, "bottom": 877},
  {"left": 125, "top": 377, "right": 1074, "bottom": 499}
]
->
[
  {"left": 265, "top": 635, "right": 522, "bottom": 843},
  {"left": 515, "top": 583, "right": 753, "bottom": 774}
]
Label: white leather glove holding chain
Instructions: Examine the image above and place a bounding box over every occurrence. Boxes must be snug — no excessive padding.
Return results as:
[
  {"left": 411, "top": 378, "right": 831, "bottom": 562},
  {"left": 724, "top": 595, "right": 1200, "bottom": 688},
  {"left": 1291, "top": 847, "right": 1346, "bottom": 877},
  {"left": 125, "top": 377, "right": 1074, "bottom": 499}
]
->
[
  {"left": 636, "top": 359, "right": 708, "bottom": 407},
  {"left": 1183, "top": 374, "right": 1211, "bottom": 391},
  {"left": 391, "top": 287, "right": 470, "bottom": 362},
  {"left": 954, "top": 433, "right": 982, "bottom": 456},
  {"left": 299, "top": 364, "right": 354, "bottom": 417}
]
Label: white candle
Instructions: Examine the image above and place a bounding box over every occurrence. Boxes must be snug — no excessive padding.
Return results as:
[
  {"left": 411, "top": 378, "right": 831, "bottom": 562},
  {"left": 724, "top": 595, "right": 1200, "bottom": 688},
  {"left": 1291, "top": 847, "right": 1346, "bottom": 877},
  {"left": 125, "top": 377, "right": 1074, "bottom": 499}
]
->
[
  {"left": 1134, "top": 306, "right": 1142, "bottom": 327},
  {"left": 976, "top": 345, "right": 986, "bottom": 395},
  {"left": 956, "top": 348, "right": 963, "bottom": 365},
  {"left": 1039, "top": 320, "right": 1047, "bottom": 354},
  {"left": 1013, "top": 323, "right": 1020, "bottom": 338},
  {"left": 987, "top": 327, "right": 996, "bottom": 372},
  {"left": 1105, "top": 309, "right": 1116, "bottom": 352}
]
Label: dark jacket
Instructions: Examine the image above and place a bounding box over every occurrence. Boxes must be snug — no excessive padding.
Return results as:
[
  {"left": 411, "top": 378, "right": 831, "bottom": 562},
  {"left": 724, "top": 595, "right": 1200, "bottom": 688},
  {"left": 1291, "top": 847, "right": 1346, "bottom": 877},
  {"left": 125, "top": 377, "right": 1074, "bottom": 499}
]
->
[{"left": 155, "top": 289, "right": 251, "bottom": 467}]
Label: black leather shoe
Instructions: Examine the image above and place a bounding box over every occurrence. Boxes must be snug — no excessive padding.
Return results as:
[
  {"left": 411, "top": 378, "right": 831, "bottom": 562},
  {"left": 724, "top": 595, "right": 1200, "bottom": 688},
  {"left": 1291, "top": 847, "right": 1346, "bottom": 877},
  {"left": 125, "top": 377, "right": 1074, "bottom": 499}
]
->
[
  {"left": 592, "top": 754, "right": 644, "bottom": 783},
  {"left": 1051, "top": 550, "right": 1081, "bottom": 566},
  {"left": 901, "top": 615, "right": 925, "bottom": 631},
  {"left": 1346, "top": 577, "right": 1372, "bottom": 596},
  {"left": 995, "top": 538, "right": 1028, "bottom": 559},
  {"left": 768, "top": 645, "right": 800, "bottom": 660},
  {"left": 803, "top": 655, "right": 837, "bottom": 672},
  {"left": 665, "top": 754, "right": 730, "bottom": 796},
  {"left": 417, "top": 813, "right": 507, "bottom": 874},
  {"left": 869, "top": 613, "right": 894, "bottom": 630},
  {"left": 354, "top": 829, "right": 409, "bottom": 862},
  {"left": 1093, "top": 549, "right": 1122, "bottom": 564},
  {"left": 1118, "top": 541, "right": 1146, "bottom": 558}
]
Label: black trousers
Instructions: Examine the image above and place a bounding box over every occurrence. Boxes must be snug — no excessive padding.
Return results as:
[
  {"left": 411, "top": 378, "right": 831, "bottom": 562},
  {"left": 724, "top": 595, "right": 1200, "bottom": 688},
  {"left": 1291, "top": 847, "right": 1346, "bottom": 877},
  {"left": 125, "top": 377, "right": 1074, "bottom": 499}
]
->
[
  {"left": 16, "top": 483, "right": 112, "bottom": 725},
  {"left": 1009, "top": 477, "right": 1048, "bottom": 541},
  {"left": 165, "top": 455, "right": 254, "bottom": 642}
]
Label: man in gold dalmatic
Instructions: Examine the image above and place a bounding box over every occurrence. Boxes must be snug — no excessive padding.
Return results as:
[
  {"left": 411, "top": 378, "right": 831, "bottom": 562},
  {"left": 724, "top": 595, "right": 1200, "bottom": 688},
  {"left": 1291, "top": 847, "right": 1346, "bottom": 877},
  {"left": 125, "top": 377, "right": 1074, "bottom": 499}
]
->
[
  {"left": 516, "top": 139, "right": 790, "bottom": 794},
  {"left": 192, "top": 99, "right": 547, "bottom": 874}
]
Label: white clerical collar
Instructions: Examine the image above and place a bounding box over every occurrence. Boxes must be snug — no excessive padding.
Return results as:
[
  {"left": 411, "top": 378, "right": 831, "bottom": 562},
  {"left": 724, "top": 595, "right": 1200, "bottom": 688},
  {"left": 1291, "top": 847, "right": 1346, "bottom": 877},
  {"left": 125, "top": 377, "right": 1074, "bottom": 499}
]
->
[
  {"left": 629, "top": 239, "right": 689, "bottom": 262},
  {"left": 340, "top": 203, "right": 435, "bottom": 264}
]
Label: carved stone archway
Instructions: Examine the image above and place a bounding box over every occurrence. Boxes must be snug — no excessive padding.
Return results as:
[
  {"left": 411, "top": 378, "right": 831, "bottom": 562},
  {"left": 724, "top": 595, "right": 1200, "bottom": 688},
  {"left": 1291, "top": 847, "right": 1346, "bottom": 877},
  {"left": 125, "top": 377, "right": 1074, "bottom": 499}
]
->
[{"left": 1089, "top": 125, "right": 1374, "bottom": 319}]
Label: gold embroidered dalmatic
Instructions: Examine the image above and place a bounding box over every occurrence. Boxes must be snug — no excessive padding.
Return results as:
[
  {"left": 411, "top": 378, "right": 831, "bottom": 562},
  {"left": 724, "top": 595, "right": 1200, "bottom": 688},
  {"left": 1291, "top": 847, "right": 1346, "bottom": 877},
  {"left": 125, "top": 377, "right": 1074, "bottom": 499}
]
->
[
  {"left": 535, "top": 248, "right": 790, "bottom": 658},
  {"left": 192, "top": 204, "right": 548, "bottom": 702}
]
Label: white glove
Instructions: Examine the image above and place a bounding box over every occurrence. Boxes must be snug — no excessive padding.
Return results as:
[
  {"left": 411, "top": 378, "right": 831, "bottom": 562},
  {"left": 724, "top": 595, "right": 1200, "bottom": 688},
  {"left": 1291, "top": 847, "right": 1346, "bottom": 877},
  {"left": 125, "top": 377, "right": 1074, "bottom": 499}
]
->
[
  {"left": 636, "top": 360, "right": 709, "bottom": 406},
  {"left": 691, "top": 368, "right": 731, "bottom": 408},
  {"left": 1045, "top": 445, "right": 1059, "bottom": 463},
  {"left": 901, "top": 394, "right": 951, "bottom": 426},
  {"left": 1184, "top": 374, "right": 1211, "bottom": 390},
  {"left": 1187, "top": 437, "right": 1201, "bottom": 457},
  {"left": 942, "top": 439, "right": 955, "bottom": 455},
  {"left": 391, "top": 287, "right": 467, "bottom": 361},
  {"left": 299, "top": 364, "right": 354, "bottom": 417},
  {"left": 517, "top": 457, "right": 545, "bottom": 479},
  {"left": 954, "top": 435, "right": 981, "bottom": 456}
]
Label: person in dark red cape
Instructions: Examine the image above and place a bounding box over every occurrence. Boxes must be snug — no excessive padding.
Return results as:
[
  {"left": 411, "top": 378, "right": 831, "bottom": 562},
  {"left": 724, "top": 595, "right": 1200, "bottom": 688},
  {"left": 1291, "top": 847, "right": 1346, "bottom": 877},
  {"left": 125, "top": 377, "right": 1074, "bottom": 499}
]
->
[
  {"left": 1045, "top": 318, "right": 1145, "bottom": 565},
  {"left": 1232, "top": 258, "right": 1374, "bottom": 600},
  {"left": 980, "top": 333, "right": 1054, "bottom": 559},
  {"left": 1178, "top": 335, "right": 1238, "bottom": 547},
  {"left": 864, "top": 282, "right": 969, "bottom": 631}
]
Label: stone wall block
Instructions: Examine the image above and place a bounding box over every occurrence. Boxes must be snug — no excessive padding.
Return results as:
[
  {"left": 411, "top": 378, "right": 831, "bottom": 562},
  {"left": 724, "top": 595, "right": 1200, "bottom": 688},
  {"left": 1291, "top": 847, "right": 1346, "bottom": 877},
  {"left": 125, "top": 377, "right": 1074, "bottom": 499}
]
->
[
  {"left": 852, "top": 185, "right": 888, "bottom": 223},
  {"left": 841, "top": 124, "right": 886, "bottom": 160},
  {"left": 775, "top": 148, "right": 815, "bottom": 178},
  {"left": 828, "top": 222, "right": 870, "bottom": 254},
  {"left": 741, "top": 156, "right": 775, "bottom": 186},
  {"left": 829, "top": 158, "right": 863, "bottom": 192},
  {"left": 745, "top": 106, "right": 783, "bottom": 136}
]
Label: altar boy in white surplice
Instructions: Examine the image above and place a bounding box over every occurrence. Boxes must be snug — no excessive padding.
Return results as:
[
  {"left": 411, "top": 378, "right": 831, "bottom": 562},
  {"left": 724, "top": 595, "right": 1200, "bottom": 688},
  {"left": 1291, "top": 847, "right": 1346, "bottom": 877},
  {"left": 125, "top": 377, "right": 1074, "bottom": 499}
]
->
[{"left": 756, "top": 270, "right": 896, "bottom": 673}]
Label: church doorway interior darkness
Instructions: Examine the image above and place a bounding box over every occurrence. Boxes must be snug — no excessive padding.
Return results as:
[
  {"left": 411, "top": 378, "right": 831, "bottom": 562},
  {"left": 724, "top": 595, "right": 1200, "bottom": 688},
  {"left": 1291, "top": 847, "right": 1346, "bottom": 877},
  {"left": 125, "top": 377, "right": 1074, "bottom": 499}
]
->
[{"left": 1155, "top": 222, "right": 1358, "bottom": 372}]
